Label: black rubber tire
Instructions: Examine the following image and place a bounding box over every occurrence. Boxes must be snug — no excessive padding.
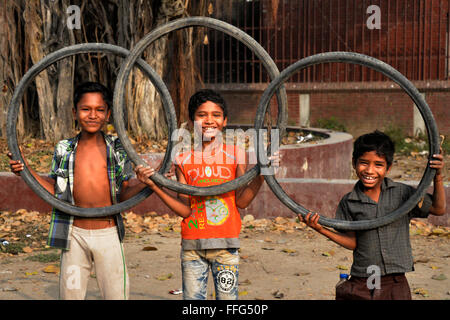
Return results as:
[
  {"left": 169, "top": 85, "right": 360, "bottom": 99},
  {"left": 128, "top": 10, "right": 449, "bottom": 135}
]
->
[
  {"left": 7, "top": 43, "right": 177, "bottom": 217},
  {"left": 113, "top": 16, "right": 288, "bottom": 196},
  {"left": 255, "top": 52, "right": 440, "bottom": 231}
]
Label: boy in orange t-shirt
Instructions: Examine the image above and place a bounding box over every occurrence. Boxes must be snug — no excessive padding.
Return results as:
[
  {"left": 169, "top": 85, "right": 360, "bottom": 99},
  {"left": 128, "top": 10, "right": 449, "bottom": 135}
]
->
[{"left": 135, "top": 89, "right": 279, "bottom": 300}]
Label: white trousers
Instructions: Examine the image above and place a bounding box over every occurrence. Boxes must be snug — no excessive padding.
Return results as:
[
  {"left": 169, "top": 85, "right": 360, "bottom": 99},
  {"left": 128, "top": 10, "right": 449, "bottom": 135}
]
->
[{"left": 59, "top": 226, "right": 129, "bottom": 300}]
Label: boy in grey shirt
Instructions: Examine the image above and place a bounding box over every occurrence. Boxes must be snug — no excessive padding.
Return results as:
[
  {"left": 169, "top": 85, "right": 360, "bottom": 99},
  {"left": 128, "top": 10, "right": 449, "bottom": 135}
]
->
[{"left": 300, "top": 130, "right": 445, "bottom": 300}]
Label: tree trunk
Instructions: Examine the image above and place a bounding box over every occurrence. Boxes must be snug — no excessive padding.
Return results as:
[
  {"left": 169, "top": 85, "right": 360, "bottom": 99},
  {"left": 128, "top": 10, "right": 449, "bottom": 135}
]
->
[
  {"left": 1, "top": 0, "right": 207, "bottom": 142},
  {"left": 171, "top": 0, "right": 207, "bottom": 126},
  {"left": 0, "top": 1, "right": 11, "bottom": 138},
  {"left": 54, "top": 0, "right": 76, "bottom": 141},
  {"left": 172, "top": 27, "right": 197, "bottom": 126},
  {"left": 23, "top": 0, "right": 56, "bottom": 141},
  {"left": 0, "top": 1, "right": 25, "bottom": 139},
  {"left": 124, "top": 0, "right": 189, "bottom": 142}
]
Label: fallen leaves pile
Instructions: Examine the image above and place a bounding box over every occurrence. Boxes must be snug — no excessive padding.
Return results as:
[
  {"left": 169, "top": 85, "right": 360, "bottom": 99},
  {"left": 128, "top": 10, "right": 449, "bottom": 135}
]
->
[
  {"left": 0, "top": 209, "right": 51, "bottom": 255},
  {"left": 123, "top": 211, "right": 183, "bottom": 234},
  {"left": 0, "top": 209, "right": 449, "bottom": 298},
  {"left": 409, "top": 219, "right": 450, "bottom": 237},
  {"left": 0, "top": 138, "right": 54, "bottom": 173},
  {"left": 1, "top": 210, "right": 448, "bottom": 257}
]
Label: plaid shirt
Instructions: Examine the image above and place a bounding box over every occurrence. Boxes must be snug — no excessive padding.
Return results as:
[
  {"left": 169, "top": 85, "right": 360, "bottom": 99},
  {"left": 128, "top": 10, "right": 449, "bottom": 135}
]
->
[
  {"left": 335, "top": 178, "right": 432, "bottom": 277},
  {"left": 47, "top": 132, "right": 132, "bottom": 250}
]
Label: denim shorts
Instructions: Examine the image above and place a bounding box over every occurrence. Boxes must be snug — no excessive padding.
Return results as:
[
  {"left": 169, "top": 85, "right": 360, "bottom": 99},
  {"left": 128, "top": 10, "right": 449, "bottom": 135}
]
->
[{"left": 181, "top": 248, "right": 239, "bottom": 300}]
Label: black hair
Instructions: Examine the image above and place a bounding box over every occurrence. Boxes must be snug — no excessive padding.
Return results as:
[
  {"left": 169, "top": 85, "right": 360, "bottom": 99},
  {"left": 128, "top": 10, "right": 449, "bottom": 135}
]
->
[
  {"left": 73, "top": 82, "right": 112, "bottom": 110},
  {"left": 188, "top": 89, "right": 228, "bottom": 121},
  {"left": 353, "top": 130, "right": 395, "bottom": 168}
]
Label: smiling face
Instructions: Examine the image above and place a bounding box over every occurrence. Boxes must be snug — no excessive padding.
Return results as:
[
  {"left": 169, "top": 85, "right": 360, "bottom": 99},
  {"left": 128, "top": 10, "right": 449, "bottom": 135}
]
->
[
  {"left": 353, "top": 150, "right": 391, "bottom": 191},
  {"left": 73, "top": 92, "right": 110, "bottom": 134},
  {"left": 193, "top": 100, "right": 227, "bottom": 142}
]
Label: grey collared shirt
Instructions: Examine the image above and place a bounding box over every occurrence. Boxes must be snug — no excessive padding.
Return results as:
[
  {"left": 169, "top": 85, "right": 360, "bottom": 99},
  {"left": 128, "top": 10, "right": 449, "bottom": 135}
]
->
[{"left": 335, "top": 178, "right": 432, "bottom": 277}]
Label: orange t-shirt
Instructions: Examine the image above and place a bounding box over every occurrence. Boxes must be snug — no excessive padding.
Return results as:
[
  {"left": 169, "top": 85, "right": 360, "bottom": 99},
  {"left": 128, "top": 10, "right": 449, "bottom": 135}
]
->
[{"left": 175, "top": 144, "right": 242, "bottom": 243}]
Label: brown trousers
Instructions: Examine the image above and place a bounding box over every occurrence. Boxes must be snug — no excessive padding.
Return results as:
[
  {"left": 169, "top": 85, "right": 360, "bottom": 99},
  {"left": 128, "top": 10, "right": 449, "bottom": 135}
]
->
[{"left": 336, "top": 273, "right": 412, "bottom": 300}]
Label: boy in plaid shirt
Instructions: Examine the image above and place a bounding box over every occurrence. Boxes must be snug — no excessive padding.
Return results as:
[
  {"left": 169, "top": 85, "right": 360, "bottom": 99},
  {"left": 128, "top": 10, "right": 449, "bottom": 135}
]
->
[{"left": 9, "top": 82, "right": 149, "bottom": 299}]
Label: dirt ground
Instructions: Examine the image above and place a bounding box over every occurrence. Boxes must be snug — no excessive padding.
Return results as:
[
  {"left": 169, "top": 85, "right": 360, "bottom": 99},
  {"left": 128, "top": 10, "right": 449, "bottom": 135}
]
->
[
  {"left": 0, "top": 213, "right": 448, "bottom": 301},
  {"left": 0, "top": 138, "right": 448, "bottom": 300}
]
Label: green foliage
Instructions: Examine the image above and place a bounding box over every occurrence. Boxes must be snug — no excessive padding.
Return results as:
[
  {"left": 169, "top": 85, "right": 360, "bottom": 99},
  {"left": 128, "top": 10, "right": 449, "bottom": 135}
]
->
[
  {"left": 0, "top": 154, "right": 9, "bottom": 172},
  {"left": 25, "top": 252, "right": 60, "bottom": 263},
  {"left": 383, "top": 125, "right": 408, "bottom": 151},
  {"left": 383, "top": 125, "right": 429, "bottom": 155},
  {"left": 315, "top": 117, "right": 347, "bottom": 132},
  {"left": 0, "top": 242, "right": 24, "bottom": 255}
]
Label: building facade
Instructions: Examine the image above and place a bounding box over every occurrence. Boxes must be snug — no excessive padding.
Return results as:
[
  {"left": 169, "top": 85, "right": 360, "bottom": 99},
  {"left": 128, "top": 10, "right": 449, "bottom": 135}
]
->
[{"left": 198, "top": 0, "right": 449, "bottom": 137}]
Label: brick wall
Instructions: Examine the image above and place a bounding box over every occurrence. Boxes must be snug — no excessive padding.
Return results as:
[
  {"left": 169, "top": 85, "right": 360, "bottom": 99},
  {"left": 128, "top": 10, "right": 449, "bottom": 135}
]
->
[
  {"left": 216, "top": 84, "right": 449, "bottom": 139},
  {"left": 309, "top": 91, "right": 415, "bottom": 138},
  {"left": 207, "top": 1, "right": 449, "bottom": 83}
]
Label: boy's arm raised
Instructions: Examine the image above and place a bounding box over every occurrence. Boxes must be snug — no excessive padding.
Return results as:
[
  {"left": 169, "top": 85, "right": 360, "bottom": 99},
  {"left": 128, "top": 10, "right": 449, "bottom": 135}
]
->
[
  {"left": 235, "top": 147, "right": 264, "bottom": 209},
  {"left": 299, "top": 212, "right": 357, "bottom": 250},
  {"left": 119, "top": 179, "right": 147, "bottom": 202},
  {"left": 235, "top": 150, "right": 281, "bottom": 209},
  {"left": 428, "top": 149, "right": 446, "bottom": 216},
  {"left": 174, "top": 167, "right": 191, "bottom": 207},
  {"left": 134, "top": 165, "right": 191, "bottom": 218},
  {"left": 120, "top": 163, "right": 177, "bottom": 202},
  {"left": 7, "top": 152, "right": 55, "bottom": 194},
  {"left": 235, "top": 164, "right": 264, "bottom": 209}
]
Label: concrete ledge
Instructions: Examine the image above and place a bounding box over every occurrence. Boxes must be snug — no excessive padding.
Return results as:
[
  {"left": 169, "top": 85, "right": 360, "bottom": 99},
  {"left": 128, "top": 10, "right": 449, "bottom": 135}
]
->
[
  {"left": 1, "top": 173, "right": 448, "bottom": 227},
  {"left": 278, "top": 129, "right": 353, "bottom": 179},
  {"left": 142, "top": 127, "right": 354, "bottom": 180}
]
